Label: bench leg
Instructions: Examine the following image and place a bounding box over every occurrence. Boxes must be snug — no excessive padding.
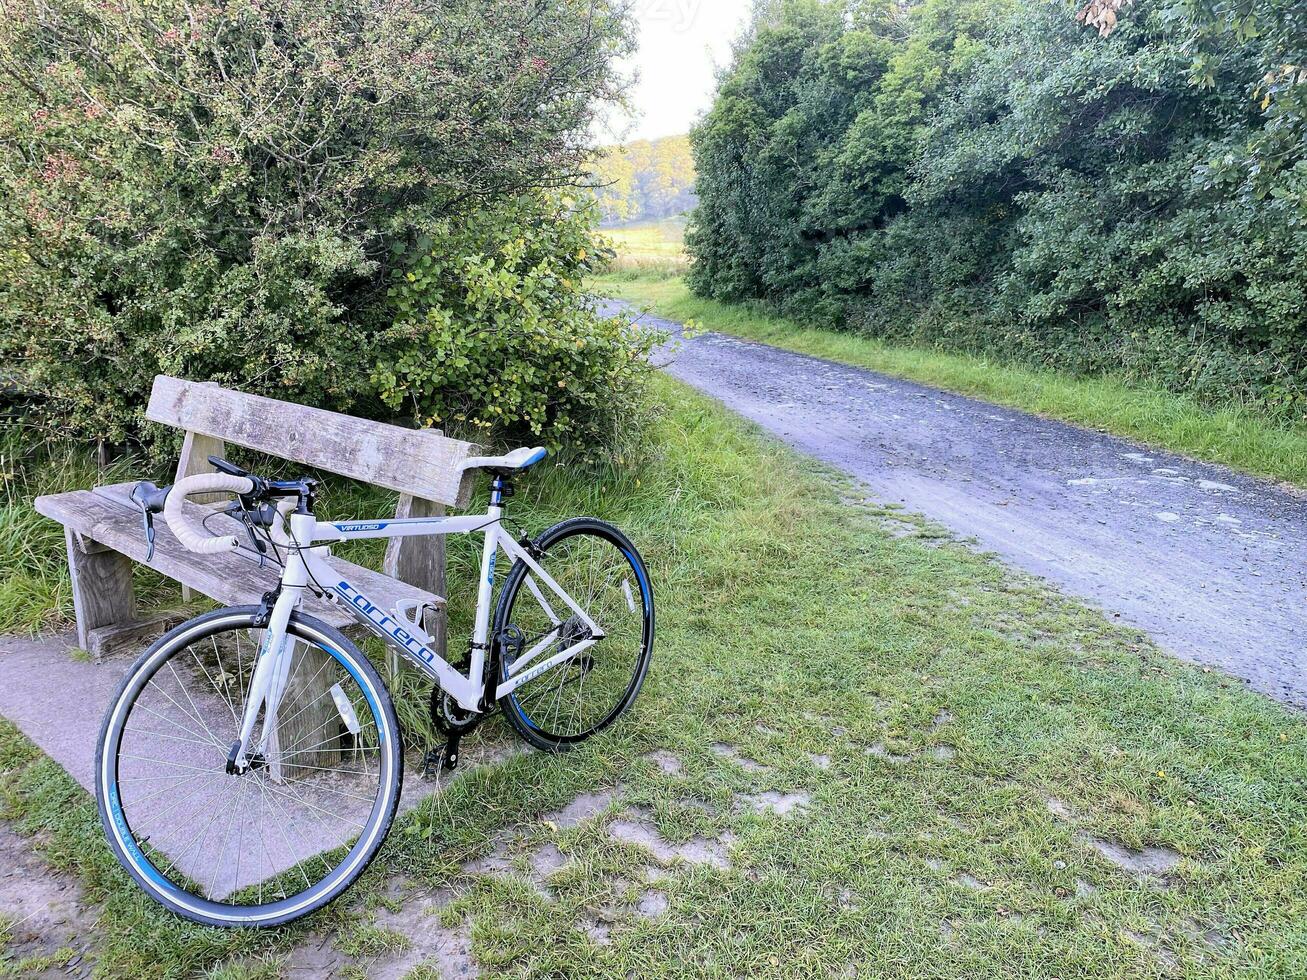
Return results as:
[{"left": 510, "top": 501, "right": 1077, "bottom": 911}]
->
[
  {"left": 64, "top": 529, "right": 187, "bottom": 661},
  {"left": 66, "top": 528, "right": 136, "bottom": 654},
  {"left": 268, "top": 640, "right": 341, "bottom": 782},
  {"left": 384, "top": 494, "right": 447, "bottom": 678}
]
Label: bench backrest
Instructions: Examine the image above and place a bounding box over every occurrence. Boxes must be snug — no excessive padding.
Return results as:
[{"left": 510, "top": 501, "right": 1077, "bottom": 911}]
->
[{"left": 146, "top": 376, "right": 477, "bottom": 508}]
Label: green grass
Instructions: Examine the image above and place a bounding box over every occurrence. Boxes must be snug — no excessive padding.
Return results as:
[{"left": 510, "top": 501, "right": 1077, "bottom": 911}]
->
[
  {"left": 597, "top": 274, "right": 1307, "bottom": 488},
  {"left": 3, "top": 375, "right": 1307, "bottom": 977},
  {"left": 599, "top": 218, "right": 690, "bottom": 277}
]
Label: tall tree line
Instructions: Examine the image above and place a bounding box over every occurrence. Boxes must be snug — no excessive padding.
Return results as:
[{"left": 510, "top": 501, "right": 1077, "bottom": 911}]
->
[
  {"left": 592, "top": 135, "right": 697, "bottom": 225},
  {"left": 688, "top": 0, "right": 1306, "bottom": 411}
]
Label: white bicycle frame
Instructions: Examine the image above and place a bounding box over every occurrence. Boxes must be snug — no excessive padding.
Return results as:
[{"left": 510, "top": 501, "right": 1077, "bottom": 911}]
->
[{"left": 232, "top": 500, "right": 603, "bottom": 770}]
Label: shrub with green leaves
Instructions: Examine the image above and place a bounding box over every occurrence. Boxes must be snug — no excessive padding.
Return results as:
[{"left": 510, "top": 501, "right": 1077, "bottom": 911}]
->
[
  {"left": 376, "top": 194, "right": 658, "bottom": 448},
  {"left": 0, "top": 0, "right": 639, "bottom": 454}
]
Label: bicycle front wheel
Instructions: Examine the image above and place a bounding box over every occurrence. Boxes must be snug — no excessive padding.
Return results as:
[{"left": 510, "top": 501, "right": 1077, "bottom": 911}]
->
[
  {"left": 495, "top": 518, "right": 654, "bottom": 752},
  {"left": 96, "top": 607, "right": 402, "bottom": 928}
]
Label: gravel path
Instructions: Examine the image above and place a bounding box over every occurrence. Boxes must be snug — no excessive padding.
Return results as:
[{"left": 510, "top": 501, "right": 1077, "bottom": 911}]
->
[{"left": 602, "top": 299, "right": 1307, "bottom": 708}]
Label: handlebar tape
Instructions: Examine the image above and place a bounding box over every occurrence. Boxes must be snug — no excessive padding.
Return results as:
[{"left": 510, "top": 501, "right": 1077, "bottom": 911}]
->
[{"left": 163, "top": 473, "right": 256, "bottom": 555}]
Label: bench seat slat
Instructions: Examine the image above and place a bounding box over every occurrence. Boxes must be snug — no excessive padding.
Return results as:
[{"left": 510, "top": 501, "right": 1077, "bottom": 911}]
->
[{"left": 35, "top": 487, "right": 443, "bottom": 634}]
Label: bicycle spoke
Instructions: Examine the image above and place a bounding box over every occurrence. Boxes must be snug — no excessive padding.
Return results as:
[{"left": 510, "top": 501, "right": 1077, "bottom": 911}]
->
[{"left": 106, "top": 620, "right": 391, "bottom": 915}]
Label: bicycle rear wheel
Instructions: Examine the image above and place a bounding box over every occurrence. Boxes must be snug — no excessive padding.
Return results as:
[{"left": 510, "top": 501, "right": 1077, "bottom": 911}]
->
[
  {"left": 495, "top": 518, "right": 654, "bottom": 752},
  {"left": 96, "top": 607, "right": 402, "bottom": 928}
]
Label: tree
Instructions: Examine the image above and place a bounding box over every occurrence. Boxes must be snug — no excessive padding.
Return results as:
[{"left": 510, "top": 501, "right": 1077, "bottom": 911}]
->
[
  {"left": 591, "top": 134, "right": 697, "bottom": 224},
  {"left": 686, "top": 0, "right": 1307, "bottom": 411}
]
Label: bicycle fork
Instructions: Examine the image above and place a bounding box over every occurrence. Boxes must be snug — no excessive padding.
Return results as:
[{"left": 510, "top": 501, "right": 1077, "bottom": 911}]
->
[{"left": 229, "top": 583, "right": 305, "bottom": 780}]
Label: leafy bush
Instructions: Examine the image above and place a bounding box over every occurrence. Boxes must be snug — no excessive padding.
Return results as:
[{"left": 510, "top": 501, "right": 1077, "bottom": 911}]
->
[
  {"left": 377, "top": 194, "right": 658, "bottom": 448},
  {"left": 0, "top": 0, "right": 639, "bottom": 454},
  {"left": 687, "top": 0, "right": 1307, "bottom": 414}
]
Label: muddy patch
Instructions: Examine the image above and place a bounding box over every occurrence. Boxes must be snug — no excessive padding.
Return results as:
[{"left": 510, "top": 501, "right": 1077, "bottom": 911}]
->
[
  {"left": 866, "top": 743, "right": 912, "bottom": 764},
  {"left": 1045, "top": 797, "right": 1074, "bottom": 820},
  {"left": 1089, "top": 839, "right": 1181, "bottom": 877},
  {"left": 360, "top": 900, "right": 476, "bottom": 980},
  {"left": 608, "top": 809, "right": 734, "bottom": 870},
  {"left": 636, "top": 889, "right": 669, "bottom": 918},
  {"left": 0, "top": 822, "right": 100, "bottom": 978},
  {"left": 737, "top": 790, "right": 811, "bottom": 817},
  {"left": 709, "top": 742, "right": 767, "bottom": 773},
  {"left": 544, "top": 786, "right": 620, "bottom": 829},
  {"left": 644, "top": 750, "right": 682, "bottom": 775}
]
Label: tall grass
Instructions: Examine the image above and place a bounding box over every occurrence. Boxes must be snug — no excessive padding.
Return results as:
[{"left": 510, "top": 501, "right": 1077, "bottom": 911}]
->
[{"left": 599, "top": 216, "right": 691, "bottom": 278}]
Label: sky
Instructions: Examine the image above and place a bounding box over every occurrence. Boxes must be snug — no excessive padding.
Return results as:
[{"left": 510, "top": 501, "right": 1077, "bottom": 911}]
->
[{"left": 601, "top": 0, "right": 754, "bottom": 145}]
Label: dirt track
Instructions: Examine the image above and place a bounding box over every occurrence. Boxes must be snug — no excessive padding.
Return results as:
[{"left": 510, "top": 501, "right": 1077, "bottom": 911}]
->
[{"left": 602, "top": 299, "right": 1307, "bottom": 708}]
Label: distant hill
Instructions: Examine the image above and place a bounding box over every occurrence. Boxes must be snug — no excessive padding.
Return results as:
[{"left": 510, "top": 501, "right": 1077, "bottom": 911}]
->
[{"left": 591, "top": 134, "right": 696, "bottom": 226}]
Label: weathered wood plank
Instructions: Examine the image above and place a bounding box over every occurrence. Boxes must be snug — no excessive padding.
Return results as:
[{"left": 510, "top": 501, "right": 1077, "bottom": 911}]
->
[
  {"left": 384, "top": 493, "right": 447, "bottom": 668},
  {"left": 269, "top": 639, "right": 340, "bottom": 781},
  {"left": 86, "top": 611, "right": 189, "bottom": 661},
  {"left": 35, "top": 488, "right": 444, "bottom": 634},
  {"left": 146, "top": 376, "right": 478, "bottom": 508},
  {"left": 175, "top": 430, "right": 229, "bottom": 504},
  {"left": 65, "top": 527, "right": 136, "bottom": 654}
]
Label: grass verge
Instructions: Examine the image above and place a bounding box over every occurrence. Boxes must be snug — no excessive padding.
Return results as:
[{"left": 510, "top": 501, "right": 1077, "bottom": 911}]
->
[
  {"left": 597, "top": 274, "right": 1307, "bottom": 488},
  {"left": 3, "top": 374, "right": 1307, "bottom": 977}
]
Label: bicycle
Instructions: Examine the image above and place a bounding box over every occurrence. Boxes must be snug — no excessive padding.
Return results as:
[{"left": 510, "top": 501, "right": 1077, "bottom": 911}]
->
[{"left": 96, "top": 447, "right": 654, "bottom": 928}]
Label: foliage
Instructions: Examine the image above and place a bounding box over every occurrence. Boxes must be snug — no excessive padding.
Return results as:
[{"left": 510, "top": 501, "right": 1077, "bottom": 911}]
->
[
  {"left": 376, "top": 195, "right": 659, "bottom": 448},
  {"left": 0, "top": 0, "right": 640, "bottom": 453},
  {"left": 687, "top": 0, "right": 1307, "bottom": 414},
  {"left": 591, "top": 134, "right": 697, "bottom": 225}
]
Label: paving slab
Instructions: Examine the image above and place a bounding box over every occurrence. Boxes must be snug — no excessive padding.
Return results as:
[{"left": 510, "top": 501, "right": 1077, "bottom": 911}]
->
[{"left": 0, "top": 633, "right": 515, "bottom": 899}]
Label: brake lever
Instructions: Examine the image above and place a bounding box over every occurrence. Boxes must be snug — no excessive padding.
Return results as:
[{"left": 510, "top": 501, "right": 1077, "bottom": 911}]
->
[
  {"left": 221, "top": 501, "right": 272, "bottom": 567},
  {"left": 141, "top": 510, "right": 156, "bottom": 562}
]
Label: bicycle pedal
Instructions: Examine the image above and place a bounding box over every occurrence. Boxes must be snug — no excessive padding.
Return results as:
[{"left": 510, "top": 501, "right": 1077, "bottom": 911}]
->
[{"left": 421, "top": 739, "right": 461, "bottom": 779}]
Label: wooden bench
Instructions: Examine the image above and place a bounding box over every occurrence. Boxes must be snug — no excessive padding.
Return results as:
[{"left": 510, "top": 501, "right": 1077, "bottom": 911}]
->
[{"left": 35, "top": 375, "right": 480, "bottom": 664}]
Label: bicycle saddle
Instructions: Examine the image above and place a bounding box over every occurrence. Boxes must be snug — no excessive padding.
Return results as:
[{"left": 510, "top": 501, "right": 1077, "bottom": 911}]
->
[{"left": 459, "top": 446, "right": 548, "bottom": 475}]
